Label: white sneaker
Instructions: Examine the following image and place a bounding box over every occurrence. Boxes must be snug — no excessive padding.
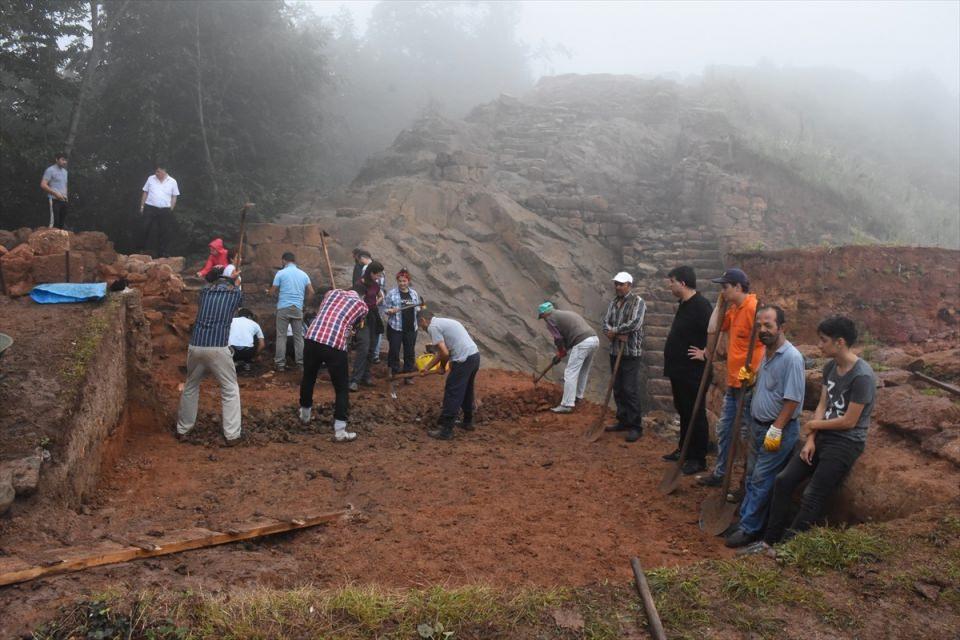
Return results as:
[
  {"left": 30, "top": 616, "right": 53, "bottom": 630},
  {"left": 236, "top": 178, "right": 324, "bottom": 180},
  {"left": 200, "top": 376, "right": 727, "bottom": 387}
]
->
[
  {"left": 550, "top": 405, "right": 574, "bottom": 414},
  {"left": 334, "top": 430, "right": 357, "bottom": 442},
  {"left": 298, "top": 406, "right": 312, "bottom": 424}
]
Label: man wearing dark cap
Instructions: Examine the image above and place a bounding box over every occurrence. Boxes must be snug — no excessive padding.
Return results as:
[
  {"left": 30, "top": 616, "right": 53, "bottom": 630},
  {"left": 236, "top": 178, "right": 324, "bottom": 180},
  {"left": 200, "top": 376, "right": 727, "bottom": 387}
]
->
[
  {"left": 662, "top": 265, "right": 713, "bottom": 474},
  {"left": 538, "top": 302, "right": 599, "bottom": 413},
  {"left": 694, "top": 268, "right": 763, "bottom": 486}
]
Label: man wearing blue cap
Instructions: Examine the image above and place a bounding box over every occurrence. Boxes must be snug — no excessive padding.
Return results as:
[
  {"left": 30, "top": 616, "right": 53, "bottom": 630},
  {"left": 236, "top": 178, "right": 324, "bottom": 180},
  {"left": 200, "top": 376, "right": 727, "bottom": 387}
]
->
[{"left": 538, "top": 302, "right": 599, "bottom": 413}]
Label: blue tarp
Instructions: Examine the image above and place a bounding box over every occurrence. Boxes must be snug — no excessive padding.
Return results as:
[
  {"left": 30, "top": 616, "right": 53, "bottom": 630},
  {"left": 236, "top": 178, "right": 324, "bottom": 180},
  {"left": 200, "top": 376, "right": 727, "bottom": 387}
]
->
[{"left": 29, "top": 282, "right": 108, "bottom": 304}]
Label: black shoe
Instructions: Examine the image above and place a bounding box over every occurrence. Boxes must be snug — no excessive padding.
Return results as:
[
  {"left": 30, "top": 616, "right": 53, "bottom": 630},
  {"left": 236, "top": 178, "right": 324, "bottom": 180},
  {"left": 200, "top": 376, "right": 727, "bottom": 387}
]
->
[
  {"left": 725, "top": 528, "right": 758, "bottom": 548},
  {"left": 707, "top": 441, "right": 718, "bottom": 455},
  {"left": 458, "top": 421, "right": 475, "bottom": 431},
  {"left": 242, "top": 362, "right": 252, "bottom": 372},
  {"left": 697, "top": 473, "right": 723, "bottom": 487},
  {"left": 605, "top": 423, "right": 627, "bottom": 432},
  {"left": 662, "top": 448, "right": 681, "bottom": 462},
  {"left": 682, "top": 459, "right": 707, "bottom": 475},
  {"left": 427, "top": 426, "right": 454, "bottom": 440},
  {"left": 360, "top": 380, "right": 375, "bottom": 388},
  {"left": 625, "top": 428, "right": 642, "bottom": 443}
]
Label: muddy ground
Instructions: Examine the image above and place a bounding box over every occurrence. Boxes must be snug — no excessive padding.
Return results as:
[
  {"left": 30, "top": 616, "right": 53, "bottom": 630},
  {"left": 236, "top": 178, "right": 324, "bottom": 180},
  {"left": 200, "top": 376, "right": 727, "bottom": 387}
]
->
[{"left": 0, "top": 324, "right": 735, "bottom": 636}]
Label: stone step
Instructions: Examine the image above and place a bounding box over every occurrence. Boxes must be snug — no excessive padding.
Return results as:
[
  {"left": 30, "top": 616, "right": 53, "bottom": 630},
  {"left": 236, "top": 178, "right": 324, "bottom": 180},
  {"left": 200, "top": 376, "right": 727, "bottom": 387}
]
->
[
  {"left": 644, "top": 336, "right": 666, "bottom": 351},
  {"left": 643, "top": 312, "right": 675, "bottom": 325},
  {"left": 650, "top": 394, "right": 676, "bottom": 410},
  {"left": 644, "top": 351, "right": 665, "bottom": 365},
  {"left": 647, "top": 378, "right": 673, "bottom": 395},
  {"left": 645, "top": 325, "right": 670, "bottom": 337}
]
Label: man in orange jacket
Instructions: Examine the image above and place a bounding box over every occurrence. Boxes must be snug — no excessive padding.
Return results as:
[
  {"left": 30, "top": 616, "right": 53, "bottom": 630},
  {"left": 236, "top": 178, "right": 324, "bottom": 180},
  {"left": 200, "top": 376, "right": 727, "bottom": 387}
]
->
[{"left": 694, "top": 268, "right": 763, "bottom": 487}]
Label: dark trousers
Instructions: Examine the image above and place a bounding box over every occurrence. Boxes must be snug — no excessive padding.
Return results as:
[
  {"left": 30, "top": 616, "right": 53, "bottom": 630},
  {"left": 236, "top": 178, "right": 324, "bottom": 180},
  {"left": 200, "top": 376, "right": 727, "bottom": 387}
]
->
[
  {"left": 387, "top": 326, "right": 417, "bottom": 374},
  {"left": 670, "top": 376, "right": 709, "bottom": 461},
  {"left": 50, "top": 199, "right": 69, "bottom": 229},
  {"left": 440, "top": 353, "right": 480, "bottom": 426},
  {"left": 611, "top": 353, "right": 643, "bottom": 430},
  {"left": 763, "top": 436, "right": 864, "bottom": 544},
  {"left": 300, "top": 339, "right": 350, "bottom": 421},
  {"left": 232, "top": 346, "right": 256, "bottom": 363},
  {"left": 350, "top": 319, "right": 376, "bottom": 384},
  {"left": 142, "top": 204, "right": 174, "bottom": 257}
]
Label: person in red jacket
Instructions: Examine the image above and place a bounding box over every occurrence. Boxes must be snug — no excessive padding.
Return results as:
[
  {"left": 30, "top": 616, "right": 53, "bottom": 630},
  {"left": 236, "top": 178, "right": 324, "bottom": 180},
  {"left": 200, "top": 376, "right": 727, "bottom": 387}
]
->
[{"left": 197, "top": 238, "right": 229, "bottom": 278}]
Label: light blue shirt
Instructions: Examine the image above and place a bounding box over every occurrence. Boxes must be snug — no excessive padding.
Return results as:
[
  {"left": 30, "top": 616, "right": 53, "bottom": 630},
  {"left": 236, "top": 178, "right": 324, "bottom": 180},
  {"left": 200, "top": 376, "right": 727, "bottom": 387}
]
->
[
  {"left": 272, "top": 263, "right": 311, "bottom": 310},
  {"left": 750, "top": 340, "right": 805, "bottom": 423},
  {"left": 42, "top": 164, "right": 68, "bottom": 200},
  {"left": 427, "top": 317, "right": 479, "bottom": 363}
]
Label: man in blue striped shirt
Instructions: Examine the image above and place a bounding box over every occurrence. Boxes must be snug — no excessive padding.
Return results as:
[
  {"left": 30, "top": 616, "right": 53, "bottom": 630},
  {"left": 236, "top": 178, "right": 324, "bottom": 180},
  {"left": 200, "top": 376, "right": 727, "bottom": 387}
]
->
[{"left": 176, "top": 268, "right": 245, "bottom": 445}]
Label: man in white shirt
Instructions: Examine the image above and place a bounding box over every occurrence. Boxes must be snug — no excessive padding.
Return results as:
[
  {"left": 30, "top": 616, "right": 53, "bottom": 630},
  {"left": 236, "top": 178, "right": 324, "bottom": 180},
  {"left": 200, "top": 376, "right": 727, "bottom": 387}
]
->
[
  {"left": 229, "top": 308, "right": 265, "bottom": 372},
  {"left": 139, "top": 166, "right": 180, "bottom": 257},
  {"left": 40, "top": 152, "right": 69, "bottom": 228}
]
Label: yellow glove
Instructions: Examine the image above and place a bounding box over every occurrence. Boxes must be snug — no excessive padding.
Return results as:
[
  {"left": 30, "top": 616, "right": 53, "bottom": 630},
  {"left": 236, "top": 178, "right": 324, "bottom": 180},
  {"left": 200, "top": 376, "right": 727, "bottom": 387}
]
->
[
  {"left": 737, "top": 365, "right": 757, "bottom": 386},
  {"left": 763, "top": 426, "right": 782, "bottom": 452}
]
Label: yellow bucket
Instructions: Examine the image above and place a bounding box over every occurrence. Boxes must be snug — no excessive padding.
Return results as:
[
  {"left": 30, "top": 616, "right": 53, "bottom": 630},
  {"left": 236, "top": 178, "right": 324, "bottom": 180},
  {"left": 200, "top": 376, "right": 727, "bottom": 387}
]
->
[{"left": 416, "top": 353, "right": 441, "bottom": 372}]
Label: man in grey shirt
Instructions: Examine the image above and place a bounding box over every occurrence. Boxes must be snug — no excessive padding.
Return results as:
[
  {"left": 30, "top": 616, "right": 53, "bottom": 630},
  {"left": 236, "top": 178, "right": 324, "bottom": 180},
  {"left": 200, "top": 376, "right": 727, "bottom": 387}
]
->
[
  {"left": 725, "top": 305, "right": 805, "bottom": 548},
  {"left": 417, "top": 310, "right": 480, "bottom": 440},
  {"left": 746, "top": 315, "right": 876, "bottom": 552},
  {"left": 40, "top": 152, "right": 69, "bottom": 228}
]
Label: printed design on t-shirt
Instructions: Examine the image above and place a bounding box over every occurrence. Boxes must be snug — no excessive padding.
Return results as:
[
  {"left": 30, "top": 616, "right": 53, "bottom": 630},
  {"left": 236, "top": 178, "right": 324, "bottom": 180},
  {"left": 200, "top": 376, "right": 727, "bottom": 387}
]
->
[{"left": 824, "top": 376, "right": 847, "bottom": 420}]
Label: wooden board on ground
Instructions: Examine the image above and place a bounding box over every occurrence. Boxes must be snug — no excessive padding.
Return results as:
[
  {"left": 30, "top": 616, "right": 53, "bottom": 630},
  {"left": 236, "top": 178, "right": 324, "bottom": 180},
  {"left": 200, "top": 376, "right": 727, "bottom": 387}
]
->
[{"left": 0, "top": 507, "right": 351, "bottom": 587}]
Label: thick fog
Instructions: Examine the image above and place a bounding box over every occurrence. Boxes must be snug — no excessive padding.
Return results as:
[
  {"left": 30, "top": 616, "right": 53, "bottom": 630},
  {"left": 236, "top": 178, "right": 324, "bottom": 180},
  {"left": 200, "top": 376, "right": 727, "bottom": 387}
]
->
[{"left": 306, "top": 0, "right": 960, "bottom": 96}]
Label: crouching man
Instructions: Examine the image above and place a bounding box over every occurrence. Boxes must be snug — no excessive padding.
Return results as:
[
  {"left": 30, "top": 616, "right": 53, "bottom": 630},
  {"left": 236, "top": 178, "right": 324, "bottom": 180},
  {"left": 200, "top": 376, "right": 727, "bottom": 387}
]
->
[
  {"left": 418, "top": 310, "right": 480, "bottom": 440},
  {"left": 742, "top": 316, "right": 876, "bottom": 555}
]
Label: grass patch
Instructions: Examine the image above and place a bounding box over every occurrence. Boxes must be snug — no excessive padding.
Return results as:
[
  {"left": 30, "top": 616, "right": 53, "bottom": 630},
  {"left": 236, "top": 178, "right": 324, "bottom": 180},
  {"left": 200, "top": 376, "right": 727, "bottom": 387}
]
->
[
  {"left": 778, "top": 525, "right": 891, "bottom": 574},
  {"left": 60, "top": 299, "right": 118, "bottom": 386}
]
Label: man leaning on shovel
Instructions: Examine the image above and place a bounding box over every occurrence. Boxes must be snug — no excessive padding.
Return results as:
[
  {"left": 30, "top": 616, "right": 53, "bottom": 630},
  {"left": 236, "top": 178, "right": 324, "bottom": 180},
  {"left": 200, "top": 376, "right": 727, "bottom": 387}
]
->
[
  {"left": 538, "top": 302, "right": 599, "bottom": 414},
  {"left": 602, "top": 271, "right": 646, "bottom": 443}
]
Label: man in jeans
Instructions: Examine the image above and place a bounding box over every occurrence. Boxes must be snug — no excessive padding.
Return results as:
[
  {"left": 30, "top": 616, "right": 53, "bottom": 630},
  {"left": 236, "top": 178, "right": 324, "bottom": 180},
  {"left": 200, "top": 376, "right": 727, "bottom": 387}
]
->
[
  {"left": 724, "top": 305, "right": 806, "bottom": 548},
  {"left": 299, "top": 288, "right": 368, "bottom": 442},
  {"left": 176, "top": 270, "right": 244, "bottom": 445},
  {"left": 269, "top": 252, "right": 314, "bottom": 371},
  {"left": 696, "top": 268, "right": 764, "bottom": 487},
  {"left": 418, "top": 310, "right": 480, "bottom": 440},
  {"left": 742, "top": 316, "right": 876, "bottom": 555},
  {"left": 602, "top": 272, "right": 646, "bottom": 442},
  {"left": 537, "top": 302, "right": 598, "bottom": 414}
]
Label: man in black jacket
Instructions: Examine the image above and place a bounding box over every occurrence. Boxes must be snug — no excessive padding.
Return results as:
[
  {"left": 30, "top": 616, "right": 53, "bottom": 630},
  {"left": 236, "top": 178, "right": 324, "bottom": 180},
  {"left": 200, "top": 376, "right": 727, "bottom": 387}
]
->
[{"left": 663, "top": 265, "right": 713, "bottom": 474}]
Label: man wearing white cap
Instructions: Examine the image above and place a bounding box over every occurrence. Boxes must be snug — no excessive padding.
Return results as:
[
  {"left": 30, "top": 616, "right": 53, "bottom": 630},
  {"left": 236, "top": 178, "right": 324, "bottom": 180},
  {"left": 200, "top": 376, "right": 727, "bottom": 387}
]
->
[{"left": 601, "top": 271, "right": 646, "bottom": 442}]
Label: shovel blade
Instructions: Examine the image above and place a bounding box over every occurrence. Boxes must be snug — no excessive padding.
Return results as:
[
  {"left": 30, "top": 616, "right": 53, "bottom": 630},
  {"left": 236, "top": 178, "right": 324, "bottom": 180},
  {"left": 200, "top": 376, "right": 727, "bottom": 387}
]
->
[
  {"left": 657, "top": 464, "right": 683, "bottom": 495},
  {"left": 699, "top": 494, "right": 739, "bottom": 536}
]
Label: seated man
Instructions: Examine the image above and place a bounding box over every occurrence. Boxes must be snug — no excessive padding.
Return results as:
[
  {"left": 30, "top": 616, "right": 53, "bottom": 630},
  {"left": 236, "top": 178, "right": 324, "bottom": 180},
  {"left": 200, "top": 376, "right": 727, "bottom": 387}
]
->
[
  {"left": 743, "top": 316, "right": 876, "bottom": 555},
  {"left": 229, "top": 308, "right": 265, "bottom": 371}
]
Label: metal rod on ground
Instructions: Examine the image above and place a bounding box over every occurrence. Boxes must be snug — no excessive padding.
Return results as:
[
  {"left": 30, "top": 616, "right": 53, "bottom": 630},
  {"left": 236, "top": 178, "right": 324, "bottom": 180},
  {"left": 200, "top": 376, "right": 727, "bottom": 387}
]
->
[
  {"left": 630, "top": 557, "right": 667, "bottom": 640},
  {"left": 583, "top": 339, "right": 625, "bottom": 442},
  {"left": 319, "top": 230, "right": 336, "bottom": 289},
  {"left": 658, "top": 294, "right": 727, "bottom": 495},
  {"left": 910, "top": 370, "right": 960, "bottom": 397}
]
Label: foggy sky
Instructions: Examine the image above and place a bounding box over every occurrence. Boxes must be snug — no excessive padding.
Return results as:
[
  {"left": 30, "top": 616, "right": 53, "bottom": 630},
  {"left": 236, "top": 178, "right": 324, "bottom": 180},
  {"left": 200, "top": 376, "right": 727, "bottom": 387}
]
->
[{"left": 303, "top": 0, "right": 960, "bottom": 97}]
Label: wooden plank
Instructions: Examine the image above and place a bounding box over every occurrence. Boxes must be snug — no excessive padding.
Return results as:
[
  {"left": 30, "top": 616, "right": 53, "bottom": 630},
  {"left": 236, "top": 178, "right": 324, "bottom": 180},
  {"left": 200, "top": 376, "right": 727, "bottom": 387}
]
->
[
  {"left": 911, "top": 370, "right": 960, "bottom": 398},
  {"left": 0, "top": 507, "right": 350, "bottom": 587}
]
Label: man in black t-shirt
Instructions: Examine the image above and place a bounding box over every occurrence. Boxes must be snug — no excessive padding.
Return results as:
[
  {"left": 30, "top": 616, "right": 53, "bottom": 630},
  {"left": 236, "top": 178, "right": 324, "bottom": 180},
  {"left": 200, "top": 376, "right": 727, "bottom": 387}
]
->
[
  {"left": 662, "top": 266, "right": 714, "bottom": 474},
  {"left": 741, "top": 315, "right": 876, "bottom": 555}
]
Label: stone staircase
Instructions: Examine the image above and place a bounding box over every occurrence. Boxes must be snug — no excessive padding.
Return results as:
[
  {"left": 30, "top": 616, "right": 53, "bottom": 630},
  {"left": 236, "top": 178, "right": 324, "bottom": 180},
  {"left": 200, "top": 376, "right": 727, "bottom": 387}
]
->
[{"left": 630, "top": 226, "right": 727, "bottom": 411}]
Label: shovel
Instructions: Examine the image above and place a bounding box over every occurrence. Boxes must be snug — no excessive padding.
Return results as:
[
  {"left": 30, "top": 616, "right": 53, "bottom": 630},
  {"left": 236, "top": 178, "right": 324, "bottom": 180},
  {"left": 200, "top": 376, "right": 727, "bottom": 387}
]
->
[
  {"left": 533, "top": 358, "right": 560, "bottom": 385},
  {"left": 388, "top": 368, "right": 444, "bottom": 400},
  {"left": 658, "top": 294, "right": 727, "bottom": 495},
  {"left": 319, "top": 230, "right": 336, "bottom": 289},
  {"left": 699, "top": 309, "right": 761, "bottom": 535},
  {"left": 583, "top": 340, "right": 625, "bottom": 442},
  {"left": 234, "top": 202, "right": 254, "bottom": 272}
]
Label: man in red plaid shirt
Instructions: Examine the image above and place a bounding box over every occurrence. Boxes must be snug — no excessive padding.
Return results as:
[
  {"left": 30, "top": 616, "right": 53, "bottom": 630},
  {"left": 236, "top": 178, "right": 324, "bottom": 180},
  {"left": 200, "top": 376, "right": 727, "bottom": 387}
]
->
[{"left": 299, "top": 288, "right": 368, "bottom": 441}]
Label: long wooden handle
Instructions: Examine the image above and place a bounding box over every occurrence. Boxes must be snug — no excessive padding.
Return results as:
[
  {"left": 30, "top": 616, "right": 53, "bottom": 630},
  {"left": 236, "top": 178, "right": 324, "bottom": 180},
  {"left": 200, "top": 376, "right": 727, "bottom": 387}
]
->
[
  {"left": 717, "top": 307, "right": 761, "bottom": 497},
  {"left": 584, "top": 340, "right": 625, "bottom": 441},
  {"left": 631, "top": 557, "right": 667, "bottom": 640},
  {"left": 319, "top": 231, "right": 336, "bottom": 289},
  {"left": 533, "top": 359, "right": 558, "bottom": 384},
  {"left": 234, "top": 203, "right": 252, "bottom": 271}
]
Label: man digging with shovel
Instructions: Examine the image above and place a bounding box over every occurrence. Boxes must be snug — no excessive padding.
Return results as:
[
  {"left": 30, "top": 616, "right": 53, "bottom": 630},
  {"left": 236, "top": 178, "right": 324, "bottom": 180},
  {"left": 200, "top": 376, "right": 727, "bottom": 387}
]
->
[
  {"left": 537, "top": 302, "right": 599, "bottom": 414},
  {"left": 418, "top": 310, "right": 480, "bottom": 440}
]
